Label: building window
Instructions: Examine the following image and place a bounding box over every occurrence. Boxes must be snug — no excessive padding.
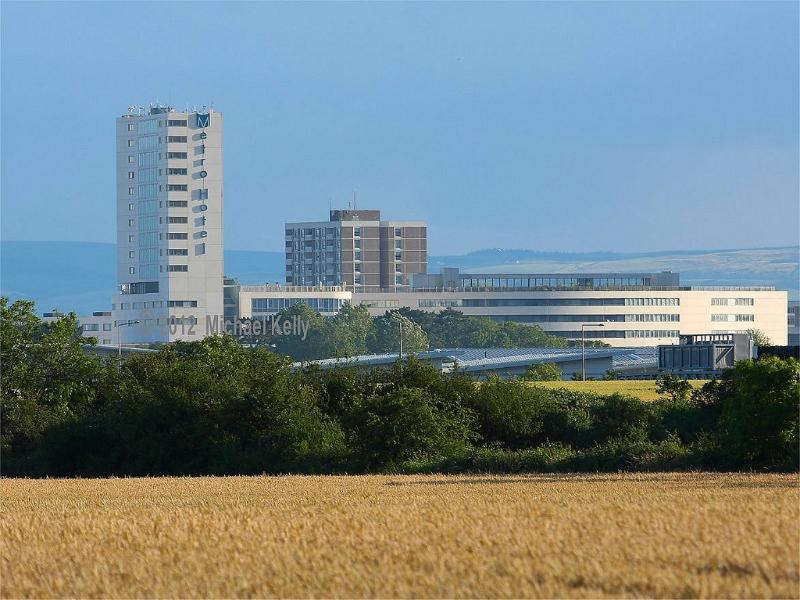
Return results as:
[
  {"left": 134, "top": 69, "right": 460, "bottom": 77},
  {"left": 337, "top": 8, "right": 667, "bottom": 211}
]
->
[
  {"left": 168, "top": 216, "right": 188, "bottom": 224},
  {"left": 712, "top": 298, "right": 755, "bottom": 306},
  {"left": 128, "top": 171, "right": 135, "bottom": 179},
  {"left": 168, "top": 200, "right": 188, "bottom": 207},
  {"left": 128, "top": 267, "right": 135, "bottom": 274},
  {"left": 127, "top": 140, "right": 135, "bottom": 148},
  {"left": 128, "top": 235, "right": 135, "bottom": 242},
  {"left": 168, "top": 248, "right": 188, "bottom": 256},
  {"left": 168, "top": 232, "right": 188, "bottom": 240},
  {"left": 167, "top": 168, "right": 188, "bottom": 175},
  {"left": 128, "top": 219, "right": 134, "bottom": 227},
  {"left": 128, "top": 251, "right": 135, "bottom": 258},
  {"left": 127, "top": 123, "right": 135, "bottom": 131},
  {"left": 128, "top": 203, "right": 134, "bottom": 211},
  {"left": 103, "top": 324, "right": 112, "bottom": 331},
  {"left": 167, "top": 119, "right": 187, "bottom": 127},
  {"left": 127, "top": 155, "right": 135, "bottom": 164},
  {"left": 167, "top": 184, "right": 188, "bottom": 192},
  {"left": 128, "top": 187, "right": 135, "bottom": 196},
  {"left": 167, "top": 152, "right": 188, "bottom": 159},
  {"left": 711, "top": 314, "right": 755, "bottom": 322},
  {"left": 167, "top": 135, "right": 187, "bottom": 143},
  {"left": 168, "top": 265, "right": 188, "bottom": 272},
  {"left": 168, "top": 300, "right": 197, "bottom": 307}
]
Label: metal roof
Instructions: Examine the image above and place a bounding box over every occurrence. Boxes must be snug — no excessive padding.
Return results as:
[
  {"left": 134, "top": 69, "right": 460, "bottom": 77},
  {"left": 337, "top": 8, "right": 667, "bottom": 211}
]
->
[{"left": 294, "top": 347, "right": 658, "bottom": 372}]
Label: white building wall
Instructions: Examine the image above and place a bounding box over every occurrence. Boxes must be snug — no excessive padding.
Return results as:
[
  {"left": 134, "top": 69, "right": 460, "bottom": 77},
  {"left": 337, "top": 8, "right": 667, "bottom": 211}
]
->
[
  {"left": 351, "top": 288, "right": 788, "bottom": 347},
  {"left": 228, "top": 284, "right": 787, "bottom": 348},
  {"left": 42, "top": 313, "right": 117, "bottom": 346}
]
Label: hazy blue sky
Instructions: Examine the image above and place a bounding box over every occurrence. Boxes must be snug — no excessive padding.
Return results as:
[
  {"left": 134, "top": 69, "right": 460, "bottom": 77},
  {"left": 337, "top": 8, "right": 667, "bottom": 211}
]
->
[{"left": 1, "top": 1, "right": 797, "bottom": 254}]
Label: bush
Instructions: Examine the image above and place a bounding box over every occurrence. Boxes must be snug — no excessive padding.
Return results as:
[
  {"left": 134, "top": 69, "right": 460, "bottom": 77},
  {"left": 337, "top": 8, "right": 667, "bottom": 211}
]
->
[
  {"left": 4, "top": 299, "right": 798, "bottom": 476},
  {"left": 588, "top": 393, "right": 652, "bottom": 444},
  {"left": 656, "top": 374, "right": 693, "bottom": 402},
  {"left": 522, "top": 363, "right": 562, "bottom": 381},
  {"left": 402, "top": 444, "right": 579, "bottom": 474},
  {"left": 349, "top": 387, "right": 474, "bottom": 468},
  {"left": 715, "top": 357, "right": 799, "bottom": 470},
  {"left": 467, "top": 378, "right": 546, "bottom": 448}
]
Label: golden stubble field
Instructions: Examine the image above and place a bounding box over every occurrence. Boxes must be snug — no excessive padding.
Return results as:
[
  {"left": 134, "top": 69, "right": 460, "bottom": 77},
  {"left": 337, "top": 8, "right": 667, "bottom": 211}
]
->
[{"left": 1, "top": 473, "right": 798, "bottom": 598}]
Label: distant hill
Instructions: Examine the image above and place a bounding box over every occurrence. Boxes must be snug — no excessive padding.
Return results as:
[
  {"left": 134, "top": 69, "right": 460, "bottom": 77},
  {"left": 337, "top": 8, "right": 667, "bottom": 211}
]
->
[
  {"left": 431, "top": 247, "right": 800, "bottom": 295},
  {"left": 0, "top": 241, "right": 283, "bottom": 315},
  {"left": 1, "top": 241, "right": 797, "bottom": 315}
]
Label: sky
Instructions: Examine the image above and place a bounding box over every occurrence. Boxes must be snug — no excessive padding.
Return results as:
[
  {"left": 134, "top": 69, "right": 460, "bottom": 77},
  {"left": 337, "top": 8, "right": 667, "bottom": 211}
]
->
[{"left": 1, "top": 1, "right": 798, "bottom": 255}]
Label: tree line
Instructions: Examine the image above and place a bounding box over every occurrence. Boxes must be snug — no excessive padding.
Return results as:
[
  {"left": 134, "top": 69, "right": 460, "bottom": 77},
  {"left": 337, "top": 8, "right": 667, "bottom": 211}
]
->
[
  {"left": 2, "top": 298, "right": 797, "bottom": 476},
  {"left": 239, "top": 302, "right": 605, "bottom": 361}
]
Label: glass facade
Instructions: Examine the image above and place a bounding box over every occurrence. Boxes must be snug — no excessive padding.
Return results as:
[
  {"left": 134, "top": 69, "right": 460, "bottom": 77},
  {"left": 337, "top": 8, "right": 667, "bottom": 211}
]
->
[
  {"left": 251, "top": 297, "right": 344, "bottom": 313},
  {"left": 462, "top": 297, "right": 680, "bottom": 307}
]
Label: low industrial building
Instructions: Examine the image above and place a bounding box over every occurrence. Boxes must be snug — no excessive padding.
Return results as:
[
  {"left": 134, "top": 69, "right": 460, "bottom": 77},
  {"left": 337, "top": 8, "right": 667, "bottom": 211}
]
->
[
  {"left": 658, "top": 333, "right": 755, "bottom": 377},
  {"left": 294, "top": 347, "right": 658, "bottom": 380}
]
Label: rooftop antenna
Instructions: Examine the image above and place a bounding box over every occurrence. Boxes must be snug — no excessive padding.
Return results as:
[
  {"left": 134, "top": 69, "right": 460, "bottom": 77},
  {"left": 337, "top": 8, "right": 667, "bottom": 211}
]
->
[{"left": 353, "top": 190, "right": 357, "bottom": 211}]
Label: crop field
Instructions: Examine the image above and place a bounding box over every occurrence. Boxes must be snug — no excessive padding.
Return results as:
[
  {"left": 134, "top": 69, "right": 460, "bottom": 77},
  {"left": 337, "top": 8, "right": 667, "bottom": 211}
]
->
[
  {"left": 533, "top": 379, "right": 708, "bottom": 401},
  {"left": 2, "top": 473, "right": 798, "bottom": 598}
]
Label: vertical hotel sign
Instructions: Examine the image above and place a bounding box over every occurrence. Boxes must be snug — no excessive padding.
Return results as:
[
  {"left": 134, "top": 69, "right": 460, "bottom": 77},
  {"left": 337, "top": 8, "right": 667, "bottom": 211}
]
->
[{"left": 195, "top": 113, "right": 210, "bottom": 255}]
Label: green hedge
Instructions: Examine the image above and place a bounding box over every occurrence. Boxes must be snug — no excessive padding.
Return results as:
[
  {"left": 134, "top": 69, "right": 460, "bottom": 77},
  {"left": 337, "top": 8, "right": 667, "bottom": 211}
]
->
[{"left": 2, "top": 299, "right": 798, "bottom": 476}]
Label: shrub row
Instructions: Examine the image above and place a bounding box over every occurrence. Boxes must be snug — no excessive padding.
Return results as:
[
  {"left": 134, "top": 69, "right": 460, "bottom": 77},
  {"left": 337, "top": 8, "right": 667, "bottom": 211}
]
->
[{"left": 2, "top": 299, "right": 798, "bottom": 475}]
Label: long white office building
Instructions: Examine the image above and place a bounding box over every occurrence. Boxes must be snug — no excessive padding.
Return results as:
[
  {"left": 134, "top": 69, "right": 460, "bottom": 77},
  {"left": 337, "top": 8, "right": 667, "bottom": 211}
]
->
[
  {"left": 111, "top": 104, "right": 224, "bottom": 343},
  {"left": 232, "top": 269, "right": 788, "bottom": 347}
]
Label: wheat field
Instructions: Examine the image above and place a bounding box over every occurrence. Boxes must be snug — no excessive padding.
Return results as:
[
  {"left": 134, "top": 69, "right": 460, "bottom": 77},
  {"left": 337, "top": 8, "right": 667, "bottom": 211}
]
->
[
  {"left": 533, "top": 379, "right": 707, "bottom": 401},
  {"left": 2, "top": 473, "right": 798, "bottom": 598}
]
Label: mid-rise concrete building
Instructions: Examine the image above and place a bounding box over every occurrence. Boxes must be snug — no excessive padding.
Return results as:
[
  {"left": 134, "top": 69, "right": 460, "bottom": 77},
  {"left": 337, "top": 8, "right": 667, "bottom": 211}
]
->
[
  {"left": 111, "top": 104, "right": 224, "bottom": 343},
  {"left": 285, "top": 209, "right": 427, "bottom": 291}
]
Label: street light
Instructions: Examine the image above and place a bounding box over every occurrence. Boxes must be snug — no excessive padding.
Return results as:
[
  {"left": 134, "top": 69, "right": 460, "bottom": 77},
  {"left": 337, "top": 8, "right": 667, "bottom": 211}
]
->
[
  {"left": 116, "top": 320, "right": 140, "bottom": 370},
  {"left": 581, "top": 323, "right": 605, "bottom": 381},
  {"left": 398, "top": 318, "right": 403, "bottom": 358}
]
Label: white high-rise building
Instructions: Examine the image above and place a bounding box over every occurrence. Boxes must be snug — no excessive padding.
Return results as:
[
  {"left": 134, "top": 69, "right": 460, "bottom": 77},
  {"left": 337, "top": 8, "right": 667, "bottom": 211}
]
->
[{"left": 112, "top": 105, "right": 224, "bottom": 343}]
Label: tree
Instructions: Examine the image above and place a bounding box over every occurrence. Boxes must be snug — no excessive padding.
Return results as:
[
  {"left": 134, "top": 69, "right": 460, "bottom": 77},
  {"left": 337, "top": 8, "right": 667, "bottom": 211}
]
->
[
  {"left": 349, "top": 387, "right": 473, "bottom": 467},
  {"left": 1, "top": 298, "right": 102, "bottom": 456},
  {"left": 656, "top": 374, "right": 693, "bottom": 402},
  {"left": 746, "top": 329, "right": 771, "bottom": 347},
  {"left": 366, "top": 312, "right": 428, "bottom": 354},
  {"left": 398, "top": 308, "right": 567, "bottom": 349},
  {"left": 268, "top": 303, "right": 327, "bottom": 361},
  {"left": 523, "top": 362, "right": 562, "bottom": 381},
  {"left": 324, "top": 302, "right": 372, "bottom": 357},
  {"left": 715, "top": 356, "right": 799, "bottom": 469}
]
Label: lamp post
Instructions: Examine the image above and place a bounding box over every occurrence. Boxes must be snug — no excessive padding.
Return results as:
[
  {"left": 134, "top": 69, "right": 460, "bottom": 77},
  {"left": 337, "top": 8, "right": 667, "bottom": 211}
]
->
[
  {"left": 398, "top": 318, "right": 404, "bottom": 358},
  {"left": 581, "top": 323, "right": 605, "bottom": 381},
  {"left": 116, "top": 320, "right": 139, "bottom": 370}
]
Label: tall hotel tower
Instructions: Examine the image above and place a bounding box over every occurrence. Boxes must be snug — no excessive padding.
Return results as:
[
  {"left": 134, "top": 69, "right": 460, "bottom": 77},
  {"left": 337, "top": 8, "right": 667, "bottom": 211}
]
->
[{"left": 112, "top": 105, "right": 224, "bottom": 343}]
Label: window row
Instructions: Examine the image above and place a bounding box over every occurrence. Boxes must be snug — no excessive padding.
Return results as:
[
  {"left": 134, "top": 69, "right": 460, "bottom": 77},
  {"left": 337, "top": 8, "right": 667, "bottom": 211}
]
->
[
  {"left": 711, "top": 298, "right": 755, "bottom": 306},
  {"left": 460, "top": 298, "right": 680, "bottom": 307},
  {"left": 251, "top": 298, "right": 345, "bottom": 313},
  {"left": 711, "top": 314, "right": 755, "bottom": 322},
  {"left": 125, "top": 119, "right": 188, "bottom": 132},
  {"left": 113, "top": 316, "right": 198, "bottom": 327},
  {"left": 80, "top": 323, "right": 113, "bottom": 332}
]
